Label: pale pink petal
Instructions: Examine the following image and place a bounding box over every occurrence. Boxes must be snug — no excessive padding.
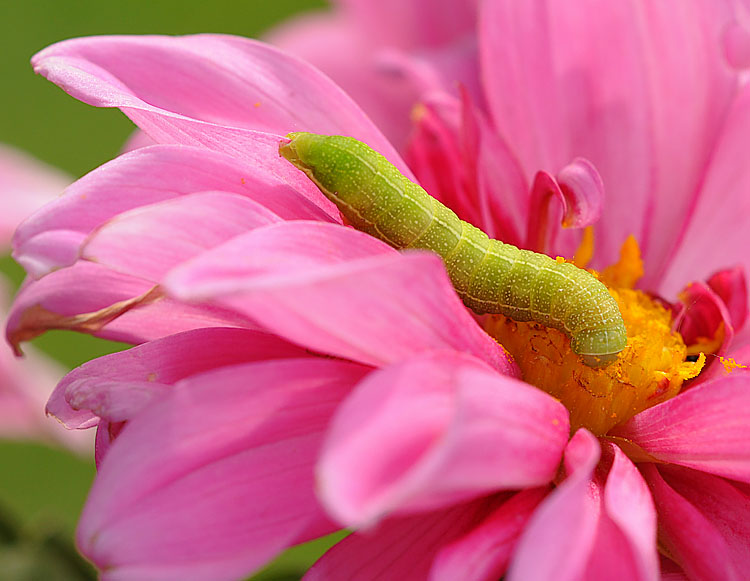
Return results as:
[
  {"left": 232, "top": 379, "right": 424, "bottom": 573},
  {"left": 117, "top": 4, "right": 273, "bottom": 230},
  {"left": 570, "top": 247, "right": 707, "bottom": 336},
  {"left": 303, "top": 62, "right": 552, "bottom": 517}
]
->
[
  {"left": 13, "top": 145, "right": 334, "bottom": 278},
  {"left": 0, "top": 144, "right": 69, "bottom": 249},
  {"left": 6, "top": 261, "right": 255, "bottom": 352},
  {"left": 317, "top": 352, "right": 567, "bottom": 527},
  {"left": 79, "top": 358, "right": 367, "bottom": 580},
  {"left": 31, "top": 35, "right": 414, "bottom": 194},
  {"left": 429, "top": 488, "right": 548, "bottom": 581},
  {"left": 268, "top": 13, "right": 426, "bottom": 152},
  {"left": 610, "top": 375, "right": 750, "bottom": 482},
  {"left": 48, "top": 327, "right": 308, "bottom": 430},
  {"left": 643, "top": 464, "right": 749, "bottom": 580},
  {"left": 335, "top": 0, "right": 477, "bottom": 49},
  {"left": 305, "top": 499, "right": 492, "bottom": 581},
  {"left": 481, "top": 0, "right": 738, "bottom": 273},
  {"left": 661, "top": 84, "right": 750, "bottom": 295},
  {"left": 507, "top": 429, "right": 601, "bottom": 581},
  {"left": 165, "top": 221, "right": 516, "bottom": 373},
  {"left": 82, "top": 191, "right": 280, "bottom": 282}
]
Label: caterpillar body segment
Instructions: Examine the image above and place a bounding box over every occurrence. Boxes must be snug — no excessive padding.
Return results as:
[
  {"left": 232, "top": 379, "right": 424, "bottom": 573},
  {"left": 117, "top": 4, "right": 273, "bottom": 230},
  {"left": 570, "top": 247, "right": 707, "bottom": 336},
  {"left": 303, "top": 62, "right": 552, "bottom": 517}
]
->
[{"left": 279, "top": 132, "right": 627, "bottom": 367}]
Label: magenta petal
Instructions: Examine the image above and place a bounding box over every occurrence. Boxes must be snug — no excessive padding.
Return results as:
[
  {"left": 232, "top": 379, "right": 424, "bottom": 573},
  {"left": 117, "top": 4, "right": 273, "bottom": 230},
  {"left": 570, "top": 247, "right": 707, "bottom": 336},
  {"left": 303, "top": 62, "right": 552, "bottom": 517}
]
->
[
  {"left": 707, "top": 266, "right": 748, "bottom": 332},
  {"left": 582, "top": 444, "right": 659, "bottom": 581},
  {"left": 643, "top": 464, "right": 750, "bottom": 580},
  {"left": 47, "top": 327, "right": 310, "bottom": 430},
  {"left": 13, "top": 145, "right": 334, "bottom": 278},
  {"left": 6, "top": 261, "right": 254, "bottom": 350},
  {"left": 430, "top": 488, "right": 548, "bottom": 581},
  {"left": 82, "top": 191, "right": 280, "bottom": 282},
  {"left": 317, "top": 351, "right": 568, "bottom": 527},
  {"left": 165, "top": 221, "right": 516, "bottom": 373},
  {"left": 305, "top": 499, "right": 492, "bottom": 581},
  {"left": 507, "top": 429, "right": 601, "bottom": 581},
  {"left": 611, "top": 375, "right": 750, "bottom": 482},
  {"left": 79, "top": 358, "right": 368, "bottom": 580}
]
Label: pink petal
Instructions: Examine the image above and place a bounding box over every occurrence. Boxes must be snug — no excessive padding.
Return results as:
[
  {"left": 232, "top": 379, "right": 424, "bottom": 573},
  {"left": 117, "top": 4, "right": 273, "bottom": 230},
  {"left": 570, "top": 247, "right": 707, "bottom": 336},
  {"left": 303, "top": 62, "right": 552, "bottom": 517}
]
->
[
  {"left": 525, "top": 159, "right": 604, "bottom": 254},
  {"left": 82, "top": 191, "right": 280, "bottom": 282},
  {"left": 480, "top": 0, "right": 739, "bottom": 274},
  {"left": 267, "top": 13, "right": 426, "bottom": 152},
  {"left": 405, "top": 91, "right": 525, "bottom": 244},
  {"left": 334, "top": 0, "right": 477, "bottom": 49},
  {"left": 13, "top": 145, "right": 334, "bottom": 278},
  {"left": 165, "top": 221, "right": 517, "bottom": 373},
  {"left": 0, "top": 144, "right": 69, "bottom": 250},
  {"left": 304, "top": 499, "right": 493, "bottom": 581},
  {"left": 79, "top": 358, "right": 368, "bottom": 580},
  {"left": 507, "top": 429, "right": 601, "bottom": 581},
  {"left": 708, "top": 267, "right": 749, "bottom": 332},
  {"left": 47, "top": 327, "right": 310, "bottom": 430},
  {"left": 584, "top": 443, "right": 658, "bottom": 580},
  {"left": 430, "top": 488, "right": 548, "bottom": 581},
  {"left": 509, "top": 433, "right": 658, "bottom": 580},
  {"left": 31, "top": 35, "right": 414, "bottom": 198},
  {"left": 610, "top": 375, "right": 750, "bottom": 482},
  {"left": 672, "top": 280, "right": 734, "bottom": 366},
  {"left": 317, "top": 351, "right": 568, "bottom": 527},
  {"left": 6, "top": 261, "right": 255, "bottom": 351},
  {"left": 643, "top": 464, "right": 750, "bottom": 580},
  {"left": 659, "top": 82, "right": 750, "bottom": 295}
]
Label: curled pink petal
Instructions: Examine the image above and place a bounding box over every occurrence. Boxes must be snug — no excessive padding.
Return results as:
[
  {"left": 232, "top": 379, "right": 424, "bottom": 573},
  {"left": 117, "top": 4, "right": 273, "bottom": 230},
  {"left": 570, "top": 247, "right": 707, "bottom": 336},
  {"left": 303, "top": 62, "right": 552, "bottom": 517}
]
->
[
  {"left": 79, "top": 358, "right": 368, "bottom": 580},
  {"left": 707, "top": 266, "right": 748, "bottom": 332},
  {"left": 673, "top": 279, "right": 735, "bottom": 362},
  {"left": 611, "top": 375, "right": 750, "bottom": 482},
  {"left": 317, "top": 351, "right": 567, "bottom": 527},
  {"left": 525, "top": 159, "right": 604, "bottom": 254},
  {"left": 165, "top": 221, "right": 517, "bottom": 373}
]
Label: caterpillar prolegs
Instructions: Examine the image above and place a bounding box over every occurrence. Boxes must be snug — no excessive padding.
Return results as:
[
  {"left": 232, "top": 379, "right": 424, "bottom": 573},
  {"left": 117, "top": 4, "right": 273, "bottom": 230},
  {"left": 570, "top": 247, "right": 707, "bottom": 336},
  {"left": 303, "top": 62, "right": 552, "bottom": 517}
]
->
[{"left": 279, "top": 132, "right": 627, "bottom": 367}]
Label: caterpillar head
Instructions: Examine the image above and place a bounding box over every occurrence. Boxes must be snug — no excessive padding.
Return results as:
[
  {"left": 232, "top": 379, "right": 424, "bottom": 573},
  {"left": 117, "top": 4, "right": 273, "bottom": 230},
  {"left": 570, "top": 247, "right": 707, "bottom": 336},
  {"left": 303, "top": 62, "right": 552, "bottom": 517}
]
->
[{"left": 572, "top": 325, "right": 627, "bottom": 368}]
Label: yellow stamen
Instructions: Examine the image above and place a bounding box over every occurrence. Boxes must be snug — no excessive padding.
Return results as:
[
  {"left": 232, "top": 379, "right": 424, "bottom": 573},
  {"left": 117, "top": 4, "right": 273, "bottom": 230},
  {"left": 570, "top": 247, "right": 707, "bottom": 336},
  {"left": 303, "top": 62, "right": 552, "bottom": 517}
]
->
[
  {"left": 600, "top": 234, "right": 644, "bottom": 289},
  {"left": 484, "top": 237, "right": 704, "bottom": 436},
  {"left": 573, "top": 226, "right": 595, "bottom": 268}
]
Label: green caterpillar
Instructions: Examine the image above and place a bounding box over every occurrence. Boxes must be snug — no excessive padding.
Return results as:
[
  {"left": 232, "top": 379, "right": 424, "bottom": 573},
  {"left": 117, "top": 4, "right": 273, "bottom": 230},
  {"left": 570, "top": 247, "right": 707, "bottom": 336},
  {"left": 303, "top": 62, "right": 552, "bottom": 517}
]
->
[{"left": 279, "top": 132, "right": 627, "bottom": 367}]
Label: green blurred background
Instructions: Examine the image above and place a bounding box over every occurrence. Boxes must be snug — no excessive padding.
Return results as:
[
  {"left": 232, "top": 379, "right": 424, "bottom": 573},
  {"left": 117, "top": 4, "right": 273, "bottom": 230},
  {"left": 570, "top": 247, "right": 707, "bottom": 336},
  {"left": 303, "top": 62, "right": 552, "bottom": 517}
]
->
[{"left": 0, "top": 1, "right": 335, "bottom": 578}]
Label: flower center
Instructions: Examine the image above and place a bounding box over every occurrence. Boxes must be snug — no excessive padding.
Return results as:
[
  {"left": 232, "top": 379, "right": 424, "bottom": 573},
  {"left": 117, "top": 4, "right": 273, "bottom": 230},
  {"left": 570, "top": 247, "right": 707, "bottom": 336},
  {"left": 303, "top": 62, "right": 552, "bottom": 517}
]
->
[{"left": 483, "top": 235, "right": 705, "bottom": 435}]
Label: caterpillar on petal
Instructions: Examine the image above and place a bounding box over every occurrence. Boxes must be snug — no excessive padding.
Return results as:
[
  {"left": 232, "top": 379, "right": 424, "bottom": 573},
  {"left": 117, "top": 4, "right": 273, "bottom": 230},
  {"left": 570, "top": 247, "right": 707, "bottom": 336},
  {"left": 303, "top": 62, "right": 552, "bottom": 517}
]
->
[{"left": 280, "top": 132, "right": 626, "bottom": 367}]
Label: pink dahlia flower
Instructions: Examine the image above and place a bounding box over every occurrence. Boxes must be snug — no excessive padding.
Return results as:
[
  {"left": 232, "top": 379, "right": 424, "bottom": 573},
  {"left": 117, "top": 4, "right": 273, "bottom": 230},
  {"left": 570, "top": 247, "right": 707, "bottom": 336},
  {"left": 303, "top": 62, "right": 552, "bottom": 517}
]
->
[
  {"left": 7, "top": 0, "right": 750, "bottom": 579},
  {"left": 0, "top": 144, "right": 90, "bottom": 452}
]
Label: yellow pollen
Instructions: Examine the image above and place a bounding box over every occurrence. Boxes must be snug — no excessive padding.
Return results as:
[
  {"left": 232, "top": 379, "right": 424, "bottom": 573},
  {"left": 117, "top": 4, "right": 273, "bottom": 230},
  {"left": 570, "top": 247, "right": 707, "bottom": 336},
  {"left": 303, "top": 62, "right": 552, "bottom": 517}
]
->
[
  {"left": 720, "top": 356, "right": 748, "bottom": 373},
  {"left": 484, "top": 237, "right": 704, "bottom": 436}
]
